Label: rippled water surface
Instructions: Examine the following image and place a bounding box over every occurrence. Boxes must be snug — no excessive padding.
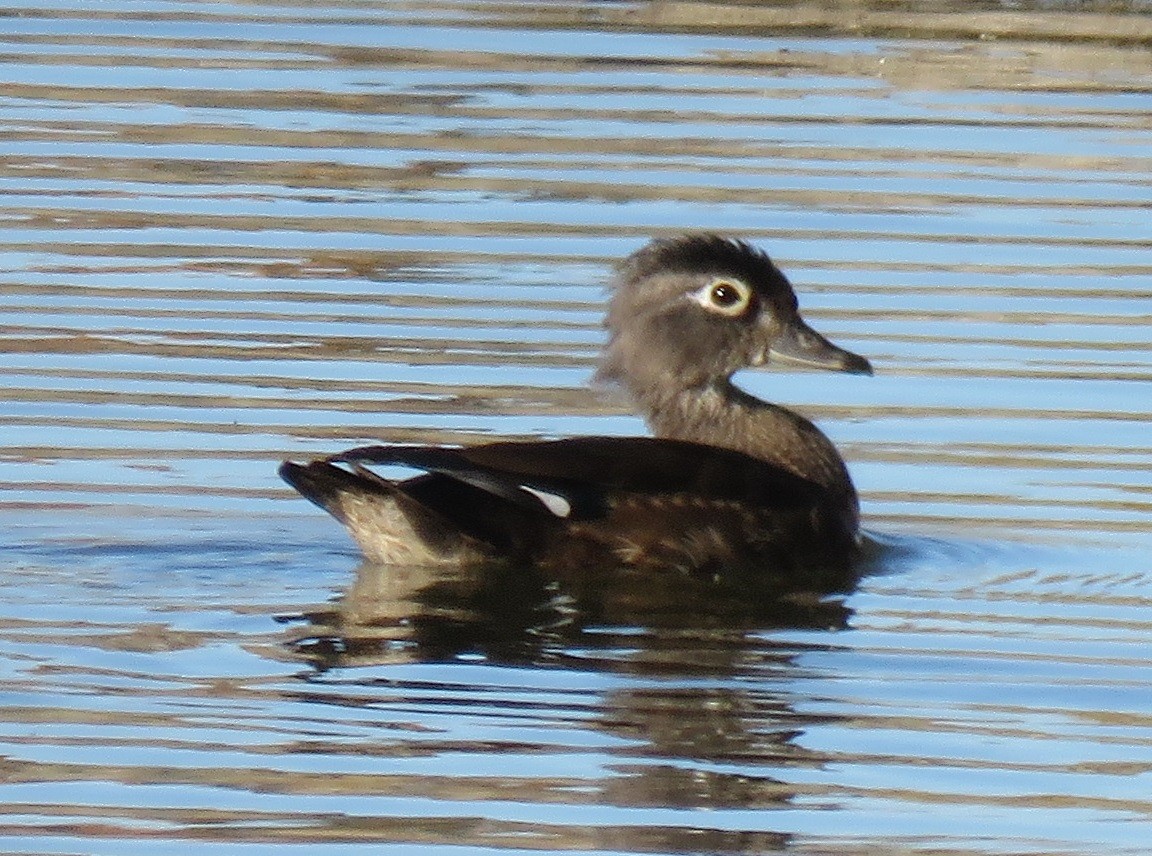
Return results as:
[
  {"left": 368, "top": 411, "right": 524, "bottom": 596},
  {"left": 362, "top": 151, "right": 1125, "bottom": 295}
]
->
[{"left": 3, "top": 1, "right": 1151, "bottom": 854}]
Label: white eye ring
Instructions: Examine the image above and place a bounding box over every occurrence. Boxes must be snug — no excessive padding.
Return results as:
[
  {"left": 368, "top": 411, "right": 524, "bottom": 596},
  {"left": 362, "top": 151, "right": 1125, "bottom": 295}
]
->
[{"left": 693, "top": 278, "right": 754, "bottom": 317}]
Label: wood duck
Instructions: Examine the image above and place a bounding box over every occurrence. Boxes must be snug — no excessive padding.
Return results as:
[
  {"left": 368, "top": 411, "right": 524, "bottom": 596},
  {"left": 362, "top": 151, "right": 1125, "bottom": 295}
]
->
[{"left": 280, "top": 235, "right": 872, "bottom": 588}]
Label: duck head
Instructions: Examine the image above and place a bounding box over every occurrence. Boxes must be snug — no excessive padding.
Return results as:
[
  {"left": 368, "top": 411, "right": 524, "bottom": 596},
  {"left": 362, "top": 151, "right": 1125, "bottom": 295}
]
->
[{"left": 596, "top": 234, "right": 871, "bottom": 395}]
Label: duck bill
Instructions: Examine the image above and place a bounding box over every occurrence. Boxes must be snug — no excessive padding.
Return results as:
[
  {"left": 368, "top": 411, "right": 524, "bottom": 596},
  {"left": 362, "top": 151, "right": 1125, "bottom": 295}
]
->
[{"left": 767, "top": 318, "right": 872, "bottom": 375}]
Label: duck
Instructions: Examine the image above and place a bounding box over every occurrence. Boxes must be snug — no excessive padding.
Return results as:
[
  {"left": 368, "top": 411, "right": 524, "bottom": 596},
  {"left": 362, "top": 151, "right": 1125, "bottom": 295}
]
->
[{"left": 280, "top": 234, "right": 872, "bottom": 589}]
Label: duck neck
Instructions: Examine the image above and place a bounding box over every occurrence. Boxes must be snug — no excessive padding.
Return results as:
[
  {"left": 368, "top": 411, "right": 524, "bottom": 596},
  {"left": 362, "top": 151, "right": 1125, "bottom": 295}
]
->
[{"left": 631, "top": 379, "right": 858, "bottom": 511}]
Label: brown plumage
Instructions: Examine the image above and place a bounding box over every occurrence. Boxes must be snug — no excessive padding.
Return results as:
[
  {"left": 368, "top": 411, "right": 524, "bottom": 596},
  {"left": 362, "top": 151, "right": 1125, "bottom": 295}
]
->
[{"left": 280, "top": 234, "right": 872, "bottom": 589}]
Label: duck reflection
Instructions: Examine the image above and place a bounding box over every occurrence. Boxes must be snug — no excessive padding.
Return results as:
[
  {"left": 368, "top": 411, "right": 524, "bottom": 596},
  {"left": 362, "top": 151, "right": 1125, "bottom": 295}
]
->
[
  {"left": 282, "top": 561, "right": 853, "bottom": 852},
  {"left": 287, "top": 557, "right": 854, "bottom": 670}
]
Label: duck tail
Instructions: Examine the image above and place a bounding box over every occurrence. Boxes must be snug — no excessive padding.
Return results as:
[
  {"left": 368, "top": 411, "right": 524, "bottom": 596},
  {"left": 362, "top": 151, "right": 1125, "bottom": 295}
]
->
[
  {"left": 278, "top": 460, "right": 378, "bottom": 523},
  {"left": 279, "top": 459, "right": 500, "bottom": 564}
]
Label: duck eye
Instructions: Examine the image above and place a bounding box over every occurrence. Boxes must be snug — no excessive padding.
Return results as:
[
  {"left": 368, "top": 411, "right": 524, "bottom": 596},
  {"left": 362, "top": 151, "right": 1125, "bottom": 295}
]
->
[
  {"left": 696, "top": 278, "right": 753, "bottom": 316},
  {"left": 711, "top": 282, "right": 740, "bottom": 306}
]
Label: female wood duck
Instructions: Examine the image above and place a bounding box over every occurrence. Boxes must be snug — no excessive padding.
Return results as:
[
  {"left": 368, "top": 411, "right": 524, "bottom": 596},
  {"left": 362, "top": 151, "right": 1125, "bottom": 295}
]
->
[{"left": 280, "top": 235, "right": 872, "bottom": 588}]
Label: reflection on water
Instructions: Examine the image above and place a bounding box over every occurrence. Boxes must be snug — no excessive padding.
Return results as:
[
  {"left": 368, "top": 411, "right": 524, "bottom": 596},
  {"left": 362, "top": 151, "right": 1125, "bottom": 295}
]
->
[
  {"left": 2, "top": 0, "right": 1151, "bottom": 854},
  {"left": 287, "top": 555, "right": 856, "bottom": 670}
]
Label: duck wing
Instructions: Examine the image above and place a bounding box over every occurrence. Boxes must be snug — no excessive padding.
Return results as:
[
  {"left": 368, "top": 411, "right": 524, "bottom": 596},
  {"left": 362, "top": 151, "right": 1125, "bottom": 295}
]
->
[
  {"left": 281, "top": 437, "right": 847, "bottom": 569},
  {"left": 331, "top": 436, "right": 825, "bottom": 521}
]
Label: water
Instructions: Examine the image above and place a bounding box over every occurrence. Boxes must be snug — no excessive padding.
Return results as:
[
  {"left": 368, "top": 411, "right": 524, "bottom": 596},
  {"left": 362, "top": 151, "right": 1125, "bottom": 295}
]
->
[{"left": 2, "top": 1, "right": 1151, "bottom": 853}]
